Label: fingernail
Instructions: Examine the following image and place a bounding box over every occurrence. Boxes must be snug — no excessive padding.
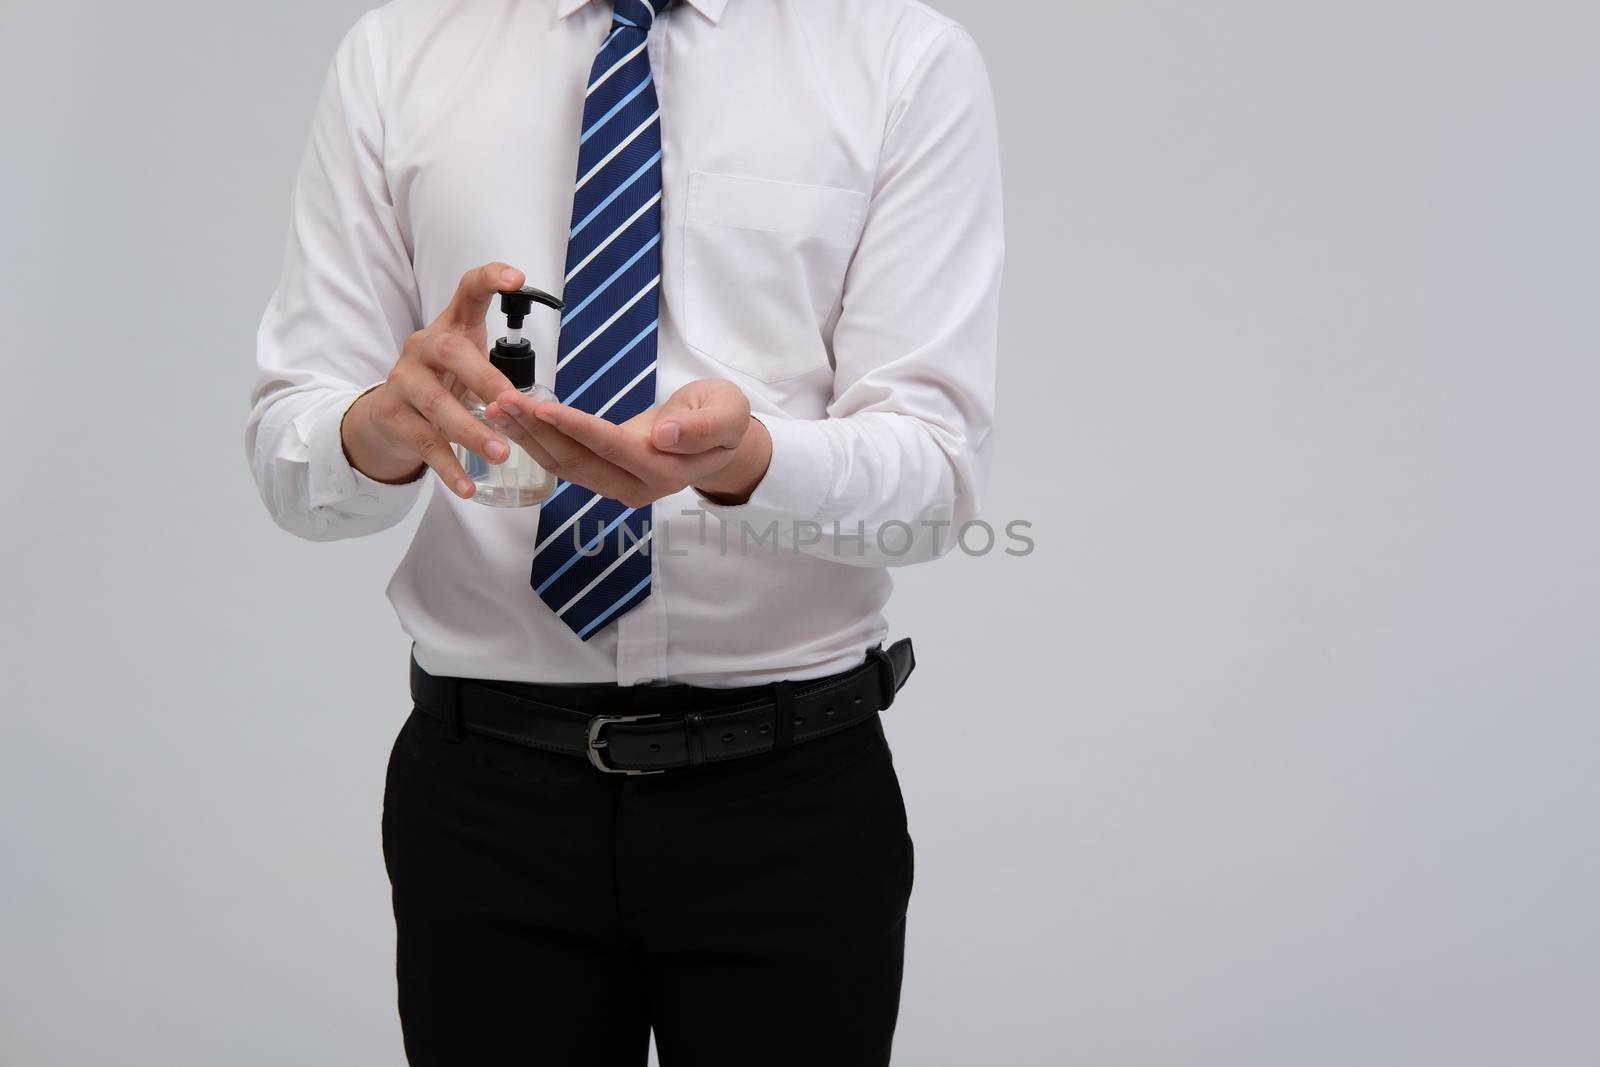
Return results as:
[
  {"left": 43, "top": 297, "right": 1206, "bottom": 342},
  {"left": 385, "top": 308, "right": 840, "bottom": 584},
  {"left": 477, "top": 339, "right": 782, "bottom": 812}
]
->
[
  {"left": 657, "top": 421, "right": 680, "bottom": 447},
  {"left": 499, "top": 268, "right": 519, "bottom": 286},
  {"left": 456, "top": 479, "right": 474, "bottom": 496},
  {"left": 488, "top": 417, "right": 512, "bottom": 432},
  {"left": 486, "top": 440, "right": 509, "bottom": 461}
]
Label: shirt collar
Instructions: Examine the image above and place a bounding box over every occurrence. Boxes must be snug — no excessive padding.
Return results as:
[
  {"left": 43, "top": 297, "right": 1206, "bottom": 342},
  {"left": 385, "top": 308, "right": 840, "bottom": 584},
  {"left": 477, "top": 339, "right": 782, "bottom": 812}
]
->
[{"left": 557, "top": 0, "right": 727, "bottom": 25}]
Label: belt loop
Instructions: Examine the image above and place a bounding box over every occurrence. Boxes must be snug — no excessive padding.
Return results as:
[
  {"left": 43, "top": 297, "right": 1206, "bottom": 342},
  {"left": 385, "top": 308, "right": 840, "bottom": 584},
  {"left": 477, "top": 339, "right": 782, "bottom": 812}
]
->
[
  {"left": 684, "top": 711, "right": 706, "bottom": 767},
  {"left": 771, "top": 681, "right": 796, "bottom": 754},
  {"left": 865, "top": 644, "right": 896, "bottom": 711},
  {"left": 443, "top": 678, "right": 462, "bottom": 743}
]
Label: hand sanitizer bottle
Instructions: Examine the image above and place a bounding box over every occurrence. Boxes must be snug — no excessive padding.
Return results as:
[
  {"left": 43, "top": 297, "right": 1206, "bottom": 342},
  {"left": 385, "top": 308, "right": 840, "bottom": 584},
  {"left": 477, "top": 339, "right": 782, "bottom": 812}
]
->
[{"left": 455, "top": 286, "right": 564, "bottom": 508}]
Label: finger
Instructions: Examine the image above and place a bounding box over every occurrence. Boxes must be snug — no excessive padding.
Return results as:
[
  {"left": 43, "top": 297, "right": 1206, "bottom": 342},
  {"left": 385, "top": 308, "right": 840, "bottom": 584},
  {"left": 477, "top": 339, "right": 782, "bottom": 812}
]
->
[
  {"left": 390, "top": 406, "right": 478, "bottom": 499},
  {"left": 427, "top": 332, "right": 515, "bottom": 414},
  {"left": 516, "top": 406, "right": 654, "bottom": 505},
  {"left": 392, "top": 361, "right": 510, "bottom": 464},
  {"left": 493, "top": 392, "right": 626, "bottom": 474},
  {"left": 486, "top": 403, "right": 560, "bottom": 470},
  {"left": 652, "top": 406, "right": 748, "bottom": 454},
  {"left": 437, "top": 262, "right": 524, "bottom": 331},
  {"left": 533, "top": 403, "right": 659, "bottom": 473}
]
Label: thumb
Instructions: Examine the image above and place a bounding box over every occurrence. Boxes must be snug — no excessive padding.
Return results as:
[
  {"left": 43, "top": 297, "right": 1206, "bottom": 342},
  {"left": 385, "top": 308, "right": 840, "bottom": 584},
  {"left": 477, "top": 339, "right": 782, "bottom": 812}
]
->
[
  {"left": 651, "top": 405, "right": 747, "bottom": 454},
  {"left": 437, "top": 262, "right": 524, "bottom": 331}
]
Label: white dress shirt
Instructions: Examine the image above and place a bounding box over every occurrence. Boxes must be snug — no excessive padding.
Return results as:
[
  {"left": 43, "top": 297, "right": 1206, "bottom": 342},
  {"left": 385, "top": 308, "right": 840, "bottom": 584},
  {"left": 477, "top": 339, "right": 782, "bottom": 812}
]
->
[{"left": 245, "top": 0, "right": 1004, "bottom": 687}]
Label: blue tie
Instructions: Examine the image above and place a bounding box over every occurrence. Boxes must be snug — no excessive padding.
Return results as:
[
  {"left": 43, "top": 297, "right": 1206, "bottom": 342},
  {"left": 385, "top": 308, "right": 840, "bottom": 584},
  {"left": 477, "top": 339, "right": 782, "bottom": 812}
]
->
[{"left": 532, "top": 0, "right": 669, "bottom": 640}]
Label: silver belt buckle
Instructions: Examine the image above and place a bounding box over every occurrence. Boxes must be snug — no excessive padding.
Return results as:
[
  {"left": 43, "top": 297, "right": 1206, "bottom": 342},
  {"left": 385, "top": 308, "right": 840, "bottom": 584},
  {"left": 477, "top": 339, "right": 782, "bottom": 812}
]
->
[{"left": 586, "top": 713, "right": 666, "bottom": 775}]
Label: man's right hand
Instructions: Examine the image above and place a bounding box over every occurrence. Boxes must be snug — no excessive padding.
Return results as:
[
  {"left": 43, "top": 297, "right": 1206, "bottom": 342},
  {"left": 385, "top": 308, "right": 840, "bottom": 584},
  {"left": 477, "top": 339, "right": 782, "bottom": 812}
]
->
[{"left": 340, "top": 263, "right": 528, "bottom": 498}]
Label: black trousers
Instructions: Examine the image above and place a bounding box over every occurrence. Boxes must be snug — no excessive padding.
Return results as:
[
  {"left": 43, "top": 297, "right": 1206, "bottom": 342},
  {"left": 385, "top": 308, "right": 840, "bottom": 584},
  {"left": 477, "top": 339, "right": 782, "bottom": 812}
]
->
[{"left": 380, "top": 682, "right": 915, "bottom": 1066}]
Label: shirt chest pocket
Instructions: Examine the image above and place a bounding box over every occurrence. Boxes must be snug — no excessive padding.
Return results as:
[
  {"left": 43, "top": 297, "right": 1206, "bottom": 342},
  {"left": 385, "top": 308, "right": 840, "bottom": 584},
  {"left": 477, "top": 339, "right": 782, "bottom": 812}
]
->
[{"left": 681, "top": 171, "right": 868, "bottom": 383}]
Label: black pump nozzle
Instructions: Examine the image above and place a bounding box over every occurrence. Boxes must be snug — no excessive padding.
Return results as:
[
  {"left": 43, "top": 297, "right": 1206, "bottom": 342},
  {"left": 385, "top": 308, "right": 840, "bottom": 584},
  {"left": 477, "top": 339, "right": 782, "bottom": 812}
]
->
[
  {"left": 490, "top": 286, "right": 566, "bottom": 391},
  {"left": 498, "top": 286, "right": 565, "bottom": 331}
]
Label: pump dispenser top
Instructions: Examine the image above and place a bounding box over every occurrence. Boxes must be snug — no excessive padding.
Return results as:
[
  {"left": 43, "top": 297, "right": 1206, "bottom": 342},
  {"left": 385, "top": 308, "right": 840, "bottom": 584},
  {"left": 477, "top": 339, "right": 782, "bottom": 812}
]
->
[{"left": 490, "top": 286, "right": 566, "bottom": 390}]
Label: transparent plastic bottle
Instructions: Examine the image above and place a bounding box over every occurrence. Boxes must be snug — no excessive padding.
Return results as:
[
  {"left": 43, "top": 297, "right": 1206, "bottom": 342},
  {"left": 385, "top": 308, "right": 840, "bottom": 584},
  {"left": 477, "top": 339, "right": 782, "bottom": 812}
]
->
[
  {"left": 455, "top": 382, "right": 558, "bottom": 507},
  {"left": 454, "top": 286, "right": 566, "bottom": 509}
]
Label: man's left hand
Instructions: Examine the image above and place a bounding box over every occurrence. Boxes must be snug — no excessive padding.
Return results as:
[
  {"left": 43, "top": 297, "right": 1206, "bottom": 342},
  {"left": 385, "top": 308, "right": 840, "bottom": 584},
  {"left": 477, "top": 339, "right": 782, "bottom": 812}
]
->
[{"left": 485, "top": 378, "right": 773, "bottom": 508}]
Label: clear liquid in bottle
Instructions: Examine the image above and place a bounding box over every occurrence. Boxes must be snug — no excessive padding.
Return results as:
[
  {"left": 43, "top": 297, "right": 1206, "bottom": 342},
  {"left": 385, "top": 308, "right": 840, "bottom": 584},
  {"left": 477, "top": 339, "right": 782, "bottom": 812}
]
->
[{"left": 454, "top": 383, "right": 557, "bottom": 507}]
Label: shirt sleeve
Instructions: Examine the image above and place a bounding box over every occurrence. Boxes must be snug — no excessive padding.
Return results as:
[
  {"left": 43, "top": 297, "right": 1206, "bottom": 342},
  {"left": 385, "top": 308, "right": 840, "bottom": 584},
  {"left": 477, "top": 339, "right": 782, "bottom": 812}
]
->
[
  {"left": 244, "top": 10, "right": 428, "bottom": 542},
  {"left": 697, "top": 26, "right": 1004, "bottom": 567}
]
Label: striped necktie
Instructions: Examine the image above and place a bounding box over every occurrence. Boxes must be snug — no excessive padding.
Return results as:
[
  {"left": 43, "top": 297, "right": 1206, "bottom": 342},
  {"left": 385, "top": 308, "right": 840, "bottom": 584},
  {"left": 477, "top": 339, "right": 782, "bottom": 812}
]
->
[{"left": 531, "top": 0, "right": 669, "bottom": 640}]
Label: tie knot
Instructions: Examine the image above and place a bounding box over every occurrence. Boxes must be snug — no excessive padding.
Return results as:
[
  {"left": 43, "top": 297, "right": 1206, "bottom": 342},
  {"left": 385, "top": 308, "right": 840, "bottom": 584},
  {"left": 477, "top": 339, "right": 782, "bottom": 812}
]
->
[{"left": 612, "top": 0, "right": 669, "bottom": 32}]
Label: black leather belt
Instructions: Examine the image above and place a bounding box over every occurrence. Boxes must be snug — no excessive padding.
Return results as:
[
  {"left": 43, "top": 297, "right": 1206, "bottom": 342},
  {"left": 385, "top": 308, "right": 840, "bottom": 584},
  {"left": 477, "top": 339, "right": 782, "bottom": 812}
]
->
[{"left": 408, "top": 639, "right": 915, "bottom": 775}]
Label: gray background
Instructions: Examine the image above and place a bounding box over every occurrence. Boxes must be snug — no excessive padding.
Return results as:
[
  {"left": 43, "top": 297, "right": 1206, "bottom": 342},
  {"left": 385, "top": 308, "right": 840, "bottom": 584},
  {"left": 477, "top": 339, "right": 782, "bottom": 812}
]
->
[{"left": 3, "top": 1, "right": 1596, "bottom": 1064}]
